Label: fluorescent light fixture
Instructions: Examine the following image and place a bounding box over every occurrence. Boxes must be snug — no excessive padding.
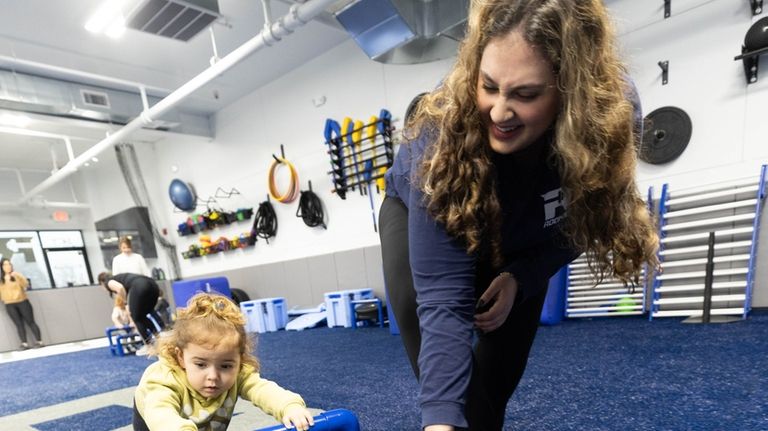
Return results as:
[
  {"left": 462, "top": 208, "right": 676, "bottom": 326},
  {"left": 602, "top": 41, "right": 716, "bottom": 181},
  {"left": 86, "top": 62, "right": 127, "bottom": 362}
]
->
[
  {"left": 0, "top": 113, "right": 31, "bottom": 128},
  {"left": 85, "top": 0, "right": 128, "bottom": 38},
  {"left": 105, "top": 15, "right": 127, "bottom": 39},
  {"left": 91, "top": 157, "right": 100, "bottom": 162}
]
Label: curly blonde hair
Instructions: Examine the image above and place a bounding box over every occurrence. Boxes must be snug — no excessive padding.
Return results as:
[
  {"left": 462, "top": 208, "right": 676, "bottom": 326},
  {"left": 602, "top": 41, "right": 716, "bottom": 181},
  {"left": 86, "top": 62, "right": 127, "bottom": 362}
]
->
[
  {"left": 409, "top": 0, "right": 658, "bottom": 283},
  {"left": 155, "top": 293, "right": 259, "bottom": 371}
]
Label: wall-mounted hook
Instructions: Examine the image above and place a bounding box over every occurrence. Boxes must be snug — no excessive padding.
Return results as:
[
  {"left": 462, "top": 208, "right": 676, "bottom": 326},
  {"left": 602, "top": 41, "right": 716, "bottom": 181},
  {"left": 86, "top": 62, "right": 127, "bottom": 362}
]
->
[
  {"left": 735, "top": 45, "right": 764, "bottom": 84},
  {"left": 272, "top": 144, "right": 286, "bottom": 162},
  {"left": 664, "top": 0, "right": 671, "bottom": 18},
  {"left": 751, "top": 0, "right": 763, "bottom": 15},
  {"left": 658, "top": 60, "right": 669, "bottom": 85}
]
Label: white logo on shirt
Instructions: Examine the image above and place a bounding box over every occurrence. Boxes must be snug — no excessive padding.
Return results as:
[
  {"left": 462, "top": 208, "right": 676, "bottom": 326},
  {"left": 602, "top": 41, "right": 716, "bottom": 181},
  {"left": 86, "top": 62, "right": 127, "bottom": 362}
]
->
[{"left": 542, "top": 188, "right": 566, "bottom": 228}]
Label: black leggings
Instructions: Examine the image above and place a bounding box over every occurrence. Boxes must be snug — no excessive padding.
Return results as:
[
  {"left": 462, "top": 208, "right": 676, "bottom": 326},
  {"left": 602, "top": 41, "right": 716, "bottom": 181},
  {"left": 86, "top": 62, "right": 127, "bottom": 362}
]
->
[
  {"left": 5, "top": 300, "right": 42, "bottom": 344},
  {"left": 379, "top": 196, "right": 547, "bottom": 430},
  {"left": 127, "top": 279, "right": 164, "bottom": 344}
]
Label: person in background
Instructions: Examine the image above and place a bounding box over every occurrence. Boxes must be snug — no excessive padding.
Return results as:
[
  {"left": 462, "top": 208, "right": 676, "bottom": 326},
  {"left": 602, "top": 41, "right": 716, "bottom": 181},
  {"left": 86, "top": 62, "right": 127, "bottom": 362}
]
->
[
  {"left": 0, "top": 258, "right": 44, "bottom": 349},
  {"left": 112, "top": 295, "right": 141, "bottom": 354},
  {"left": 99, "top": 271, "right": 165, "bottom": 356},
  {"left": 154, "top": 288, "right": 173, "bottom": 326},
  {"left": 379, "top": 0, "right": 659, "bottom": 429},
  {"left": 133, "top": 293, "right": 315, "bottom": 431},
  {"left": 112, "top": 236, "right": 150, "bottom": 277},
  {"left": 112, "top": 294, "right": 134, "bottom": 328}
]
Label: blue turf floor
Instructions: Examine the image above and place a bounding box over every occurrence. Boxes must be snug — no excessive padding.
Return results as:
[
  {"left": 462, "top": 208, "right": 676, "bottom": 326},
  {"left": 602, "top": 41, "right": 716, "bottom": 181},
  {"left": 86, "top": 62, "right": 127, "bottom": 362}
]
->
[{"left": 1, "top": 311, "right": 766, "bottom": 430}]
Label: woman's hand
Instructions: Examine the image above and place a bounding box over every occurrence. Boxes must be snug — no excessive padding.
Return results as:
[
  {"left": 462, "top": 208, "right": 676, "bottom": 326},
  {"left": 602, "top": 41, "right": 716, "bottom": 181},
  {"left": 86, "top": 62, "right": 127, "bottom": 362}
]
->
[
  {"left": 474, "top": 272, "right": 518, "bottom": 333},
  {"left": 282, "top": 404, "right": 314, "bottom": 431}
]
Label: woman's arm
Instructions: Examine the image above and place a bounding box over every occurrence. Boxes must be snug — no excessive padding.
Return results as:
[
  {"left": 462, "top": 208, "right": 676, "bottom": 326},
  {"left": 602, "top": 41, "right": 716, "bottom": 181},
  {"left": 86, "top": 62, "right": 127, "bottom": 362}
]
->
[
  {"left": 407, "top": 174, "right": 477, "bottom": 429},
  {"left": 501, "top": 232, "right": 580, "bottom": 302},
  {"left": 11, "top": 272, "right": 29, "bottom": 289},
  {"left": 106, "top": 280, "right": 127, "bottom": 302}
]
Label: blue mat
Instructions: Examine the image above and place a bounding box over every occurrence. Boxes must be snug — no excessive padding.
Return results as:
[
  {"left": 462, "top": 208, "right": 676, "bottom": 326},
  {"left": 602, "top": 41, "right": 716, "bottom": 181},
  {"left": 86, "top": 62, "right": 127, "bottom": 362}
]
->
[
  {"left": 31, "top": 405, "right": 132, "bottom": 431},
  {"left": 2, "top": 311, "right": 766, "bottom": 430}
]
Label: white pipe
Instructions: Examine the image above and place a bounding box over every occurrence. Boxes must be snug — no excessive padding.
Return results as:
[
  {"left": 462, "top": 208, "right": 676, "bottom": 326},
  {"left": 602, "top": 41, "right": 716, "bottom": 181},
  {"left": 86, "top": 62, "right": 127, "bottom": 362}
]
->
[
  {"left": 209, "top": 27, "right": 220, "bottom": 65},
  {"left": 0, "top": 55, "right": 169, "bottom": 96},
  {"left": 64, "top": 137, "right": 75, "bottom": 162},
  {"left": 0, "top": 200, "right": 91, "bottom": 209},
  {"left": 49, "top": 143, "right": 59, "bottom": 172},
  {"left": 262, "top": 0, "right": 274, "bottom": 30},
  {"left": 0, "top": 125, "right": 75, "bottom": 141},
  {"left": 18, "top": 0, "right": 338, "bottom": 204},
  {"left": 15, "top": 169, "right": 26, "bottom": 195},
  {"left": 0, "top": 126, "right": 80, "bottom": 165}
]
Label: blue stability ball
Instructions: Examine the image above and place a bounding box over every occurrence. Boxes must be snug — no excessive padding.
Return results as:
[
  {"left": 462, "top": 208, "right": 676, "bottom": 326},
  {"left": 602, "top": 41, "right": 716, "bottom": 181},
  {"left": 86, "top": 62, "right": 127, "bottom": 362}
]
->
[{"left": 169, "top": 179, "right": 196, "bottom": 211}]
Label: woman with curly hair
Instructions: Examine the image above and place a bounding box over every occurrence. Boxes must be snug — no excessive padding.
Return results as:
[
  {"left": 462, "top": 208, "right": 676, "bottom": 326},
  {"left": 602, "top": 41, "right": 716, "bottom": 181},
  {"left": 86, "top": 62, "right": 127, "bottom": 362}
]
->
[
  {"left": 133, "top": 293, "right": 314, "bottom": 430},
  {"left": 379, "top": 0, "right": 659, "bottom": 429}
]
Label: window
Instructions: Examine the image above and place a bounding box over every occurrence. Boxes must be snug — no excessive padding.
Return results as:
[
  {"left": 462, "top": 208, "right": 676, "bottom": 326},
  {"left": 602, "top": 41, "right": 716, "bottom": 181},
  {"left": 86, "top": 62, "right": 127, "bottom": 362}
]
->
[{"left": 0, "top": 230, "right": 92, "bottom": 289}]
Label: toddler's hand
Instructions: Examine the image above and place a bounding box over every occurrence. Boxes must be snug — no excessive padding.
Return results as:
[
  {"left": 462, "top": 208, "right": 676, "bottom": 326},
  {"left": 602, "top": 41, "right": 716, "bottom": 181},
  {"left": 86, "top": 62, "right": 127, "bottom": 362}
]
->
[{"left": 282, "top": 404, "right": 314, "bottom": 431}]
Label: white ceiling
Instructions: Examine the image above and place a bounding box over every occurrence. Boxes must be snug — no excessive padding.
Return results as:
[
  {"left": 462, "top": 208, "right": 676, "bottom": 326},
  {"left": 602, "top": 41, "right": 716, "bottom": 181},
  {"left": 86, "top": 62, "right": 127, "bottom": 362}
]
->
[{"left": 0, "top": 0, "right": 353, "bottom": 175}]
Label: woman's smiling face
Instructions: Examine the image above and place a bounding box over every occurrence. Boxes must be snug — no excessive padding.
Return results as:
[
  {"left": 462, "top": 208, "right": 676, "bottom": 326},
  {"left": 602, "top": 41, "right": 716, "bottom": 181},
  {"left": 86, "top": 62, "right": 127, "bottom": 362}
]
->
[{"left": 477, "top": 29, "right": 560, "bottom": 155}]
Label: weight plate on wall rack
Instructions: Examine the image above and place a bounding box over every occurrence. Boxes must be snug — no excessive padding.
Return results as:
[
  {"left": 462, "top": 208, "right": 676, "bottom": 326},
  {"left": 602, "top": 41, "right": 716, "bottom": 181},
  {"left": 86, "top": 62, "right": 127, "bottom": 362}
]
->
[{"left": 639, "top": 106, "right": 692, "bottom": 165}]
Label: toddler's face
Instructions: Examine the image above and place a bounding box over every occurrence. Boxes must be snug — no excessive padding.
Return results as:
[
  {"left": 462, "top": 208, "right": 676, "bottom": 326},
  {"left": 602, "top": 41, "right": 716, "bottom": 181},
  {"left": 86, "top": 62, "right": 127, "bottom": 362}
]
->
[{"left": 176, "top": 341, "right": 241, "bottom": 399}]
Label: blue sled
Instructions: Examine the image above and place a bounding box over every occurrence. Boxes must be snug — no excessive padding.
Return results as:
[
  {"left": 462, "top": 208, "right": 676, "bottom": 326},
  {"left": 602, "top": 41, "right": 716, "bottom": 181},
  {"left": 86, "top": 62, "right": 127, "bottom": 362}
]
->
[{"left": 256, "top": 409, "right": 360, "bottom": 431}]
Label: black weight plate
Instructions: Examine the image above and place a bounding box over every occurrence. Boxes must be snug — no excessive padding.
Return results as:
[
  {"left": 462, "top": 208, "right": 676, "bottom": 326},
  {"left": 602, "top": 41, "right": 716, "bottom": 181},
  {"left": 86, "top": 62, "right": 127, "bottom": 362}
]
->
[
  {"left": 745, "top": 16, "right": 768, "bottom": 53},
  {"left": 639, "top": 106, "right": 692, "bottom": 165}
]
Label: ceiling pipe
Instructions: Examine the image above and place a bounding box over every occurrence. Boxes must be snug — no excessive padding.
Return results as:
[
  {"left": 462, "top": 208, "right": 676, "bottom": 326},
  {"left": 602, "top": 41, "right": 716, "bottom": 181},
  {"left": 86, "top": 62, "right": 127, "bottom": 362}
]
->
[
  {"left": 0, "top": 55, "right": 170, "bottom": 96},
  {"left": 0, "top": 126, "right": 79, "bottom": 166},
  {"left": 0, "top": 200, "right": 91, "bottom": 209},
  {"left": 0, "top": 167, "right": 90, "bottom": 209},
  {"left": 18, "top": 0, "right": 339, "bottom": 204}
]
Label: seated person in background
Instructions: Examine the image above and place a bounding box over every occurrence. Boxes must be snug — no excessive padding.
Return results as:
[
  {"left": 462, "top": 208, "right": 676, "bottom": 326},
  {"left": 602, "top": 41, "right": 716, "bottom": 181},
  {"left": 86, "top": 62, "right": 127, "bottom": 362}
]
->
[
  {"left": 111, "top": 295, "right": 141, "bottom": 354},
  {"left": 133, "top": 293, "right": 315, "bottom": 431},
  {"left": 112, "top": 295, "right": 133, "bottom": 328},
  {"left": 112, "top": 236, "right": 150, "bottom": 276}
]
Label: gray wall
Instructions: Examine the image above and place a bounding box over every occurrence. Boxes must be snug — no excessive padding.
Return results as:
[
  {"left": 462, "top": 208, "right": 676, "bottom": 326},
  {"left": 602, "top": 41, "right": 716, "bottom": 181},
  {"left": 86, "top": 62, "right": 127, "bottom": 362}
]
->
[
  {"left": 0, "top": 286, "right": 112, "bottom": 352},
  {"left": 200, "top": 245, "right": 386, "bottom": 311}
]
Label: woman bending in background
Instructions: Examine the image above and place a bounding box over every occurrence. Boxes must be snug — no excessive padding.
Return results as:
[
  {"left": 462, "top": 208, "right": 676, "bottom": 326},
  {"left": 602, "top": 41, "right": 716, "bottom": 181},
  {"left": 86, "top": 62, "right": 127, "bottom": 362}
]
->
[
  {"left": 0, "top": 258, "right": 44, "bottom": 350},
  {"left": 99, "top": 271, "right": 165, "bottom": 355}
]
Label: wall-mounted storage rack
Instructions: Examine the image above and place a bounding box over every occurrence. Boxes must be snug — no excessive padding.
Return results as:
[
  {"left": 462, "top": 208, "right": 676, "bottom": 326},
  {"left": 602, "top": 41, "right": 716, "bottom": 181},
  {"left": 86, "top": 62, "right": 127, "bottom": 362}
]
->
[
  {"left": 650, "top": 165, "right": 767, "bottom": 320},
  {"left": 565, "top": 187, "right": 655, "bottom": 318}
]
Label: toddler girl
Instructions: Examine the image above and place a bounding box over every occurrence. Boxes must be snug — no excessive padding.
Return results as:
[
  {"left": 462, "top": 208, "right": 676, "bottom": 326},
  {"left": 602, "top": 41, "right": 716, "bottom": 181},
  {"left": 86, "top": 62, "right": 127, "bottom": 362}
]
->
[
  {"left": 111, "top": 295, "right": 141, "bottom": 354},
  {"left": 133, "top": 292, "right": 314, "bottom": 430}
]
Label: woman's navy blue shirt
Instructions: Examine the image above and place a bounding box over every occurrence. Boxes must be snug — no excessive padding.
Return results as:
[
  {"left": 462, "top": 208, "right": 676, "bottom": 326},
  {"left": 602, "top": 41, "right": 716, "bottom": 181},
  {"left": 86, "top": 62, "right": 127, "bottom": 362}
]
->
[{"left": 385, "top": 131, "right": 579, "bottom": 428}]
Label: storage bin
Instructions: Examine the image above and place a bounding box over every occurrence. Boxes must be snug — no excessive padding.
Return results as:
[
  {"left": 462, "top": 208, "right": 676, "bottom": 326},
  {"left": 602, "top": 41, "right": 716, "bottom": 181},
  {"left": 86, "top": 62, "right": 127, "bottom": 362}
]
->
[
  {"left": 240, "top": 297, "right": 288, "bottom": 333},
  {"left": 172, "top": 276, "right": 232, "bottom": 309},
  {"left": 324, "top": 288, "right": 373, "bottom": 328}
]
